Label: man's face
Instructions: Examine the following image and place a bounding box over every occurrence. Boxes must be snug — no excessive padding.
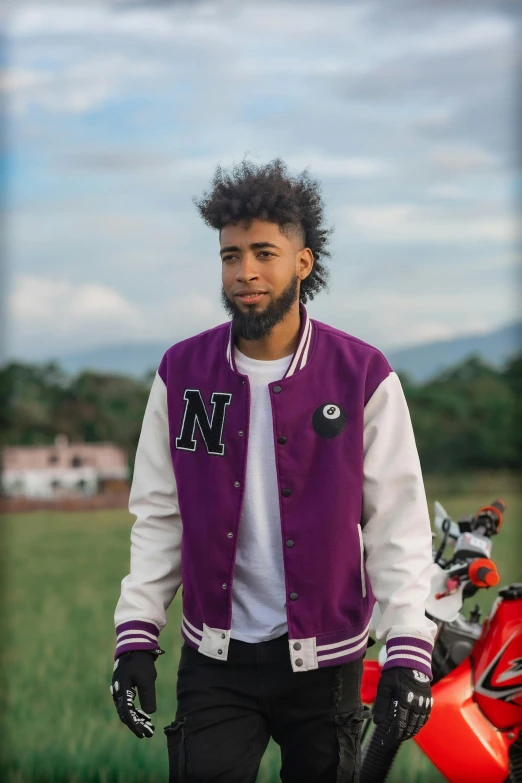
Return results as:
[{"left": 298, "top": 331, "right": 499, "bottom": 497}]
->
[{"left": 219, "top": 219, "right": 303, "bottom": 341}]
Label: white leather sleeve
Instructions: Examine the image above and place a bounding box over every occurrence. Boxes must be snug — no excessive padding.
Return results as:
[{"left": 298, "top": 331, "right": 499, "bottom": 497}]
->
[
  {"left": 361, "top": 371, "right": 437, "bottom": 676},
  {"left": 113, "top": 370, "right": 182, "bottom": 657}
]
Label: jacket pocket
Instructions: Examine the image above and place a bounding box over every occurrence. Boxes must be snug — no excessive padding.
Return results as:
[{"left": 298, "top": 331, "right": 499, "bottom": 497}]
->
[
  {"left": 164, "top": 716, "right": 192, "bottom": 782},
  {"left": 357, "top": 524, "right": 367, "bottom": 598}
]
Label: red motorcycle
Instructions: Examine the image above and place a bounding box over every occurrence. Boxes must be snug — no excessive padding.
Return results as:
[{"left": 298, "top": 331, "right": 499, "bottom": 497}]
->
[{"left": 360, "top": 499, "right": 522, "bottom": 783}]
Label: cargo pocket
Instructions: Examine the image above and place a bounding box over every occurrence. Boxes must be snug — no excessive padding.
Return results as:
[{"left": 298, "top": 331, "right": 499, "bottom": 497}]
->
[
  {"left": 164, "top": 716, "right": 192, "bottom": 782},
  {"left": 334, "top": 706, "right": 372, "bottom": 783}
]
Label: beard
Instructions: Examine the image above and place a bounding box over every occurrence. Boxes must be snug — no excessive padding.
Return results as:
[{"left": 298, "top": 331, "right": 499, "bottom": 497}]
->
[{"left": 220, "top": 273, "right": 300, "bottom": 341}]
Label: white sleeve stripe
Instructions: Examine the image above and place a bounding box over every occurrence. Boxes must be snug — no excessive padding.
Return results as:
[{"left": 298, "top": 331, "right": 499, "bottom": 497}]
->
[
  {"left": 316, "top": 619, "right": 372, "bottom": 651},
  {"left": 387, "top": 645, "right": 432, "bottom": 660},
  {"left": 385, "top": 653, "right": 432, "bottom": 668},
  {"left": 117, "top": 629, "right": 158, "bottom": 643},
  {"left": 182, "top": 614, "right": 203, "bottom": 637},
  {"left": 182, "top": 622, "right": 202, "bottom": 646},
  {"left": 317, "top": 634, "right": 369, "bottom": 662}
]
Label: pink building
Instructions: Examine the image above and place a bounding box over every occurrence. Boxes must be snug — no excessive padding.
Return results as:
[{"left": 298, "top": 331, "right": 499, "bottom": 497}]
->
[{"left": 1, "top": 435, "right": 129, "bottom": 498}]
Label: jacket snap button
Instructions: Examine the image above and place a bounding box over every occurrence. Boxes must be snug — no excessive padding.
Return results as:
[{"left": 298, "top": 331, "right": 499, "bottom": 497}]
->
[
  {"left": 227, "top": 532, "right": 233, "bottom": 538},
  {"left": 273, "top": 385, "right": 282, "bottom": 394},
  {"left": 222, "top": 583, "right": 227, "bottom": 589},
  {"left": 234, "top": 481, "right": 240, "bottom": 488},
  {"left": 278, "top": 436, "right": 287, "bottom": 445},
  {"left": 293, "top": 642, "right": 302, "bottom": 650},
  {"left": 218, "top": 649, "right": 223, "bottom": 655},
  {"left": 221, "top": 633, "right": 226, "bottom": 639},
  {"left": 238, "top": 430, "right": 244, "bottom": 436},
  {"left": 295, "top": 658, "right": 303, "bottom": 667},
  {"left": 290, "top": 592, "right": 299, "bottom": 600},
  {"left": 282, "top": 488, "right": 291, "bottom": 497},
  {"left": 285, "top": 539, "right": 294, "bottom": 548}
]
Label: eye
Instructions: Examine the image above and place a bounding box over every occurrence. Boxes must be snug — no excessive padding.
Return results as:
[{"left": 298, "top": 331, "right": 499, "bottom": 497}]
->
[{"left": 258, "top": 251, "right": 274, "bottom": 258}]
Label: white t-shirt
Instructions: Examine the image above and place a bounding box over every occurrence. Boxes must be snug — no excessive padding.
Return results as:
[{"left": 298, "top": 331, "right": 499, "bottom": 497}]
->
[{"left": 230, "top": 346, "right": 293, "bottom": 643}]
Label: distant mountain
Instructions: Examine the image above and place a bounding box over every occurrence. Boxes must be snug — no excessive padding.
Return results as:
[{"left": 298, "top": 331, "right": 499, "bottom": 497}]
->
[
  {"left": 8, "top": 320, "right": 522, "bottom": 383},
  {"left": 49, "top": 340, "right": 173, "bottom": 379},
  {"left": 387, "top": 321, "right": 522, "bottom": 382}
]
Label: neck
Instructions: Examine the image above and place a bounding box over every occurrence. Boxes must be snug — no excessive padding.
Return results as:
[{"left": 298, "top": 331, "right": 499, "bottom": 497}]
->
[{"left": 235, "top": 301, "right": 301, "bottom": 361}]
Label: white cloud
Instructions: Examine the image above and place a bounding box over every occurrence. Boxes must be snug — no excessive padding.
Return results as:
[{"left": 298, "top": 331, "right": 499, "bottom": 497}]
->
[
  {"left": 427, "top": 184, "right": 470, "bottom": 200},
  {"left": 3, "top": 0, "right": 518, "bottom": 362},
  {"left": 309, "top": 275, "right": 519, "bottom": 353},
  {"left": 158, "top": 293, "right": 223, "bottom": 334},
  {"left": 414, "top": 17, "right": 513, "bottom": 56},
  {"left": 7, "top": 2, "right": 372, "bottom": 43},
  {"left": 0, "top": 66, "right": 49, "bottom": 92},
  {"left": 413, "top": 108, "right": 454, "bottom": 132},
  {"left": 433, "top": 145, "right": 498, "bottom": 173},
  {"left": 8, "top": 6, "right": 173, "bottom": 39},
  {"left": 284, "top": 153, "right": 392, "bottom": 179},
  {"left": 10, "top": 275, "right": 145, "bottom": 345},
  {"left": 333, "top": 203, "right": 516, "bottom": 244},
  {"left": 7, "top": 274, "right": 225, "bottom": 357},
  {"left": 57, "top": 151, "right": 392, "bottom": 180},
  {"left": 2, "top": 55, "right": 165, "bottom": 115}
]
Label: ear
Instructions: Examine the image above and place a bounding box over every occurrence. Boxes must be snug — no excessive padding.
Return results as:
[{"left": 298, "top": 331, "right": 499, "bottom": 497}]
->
[{"left": 297, "top": 247, "right": 314, "bottom": 280}]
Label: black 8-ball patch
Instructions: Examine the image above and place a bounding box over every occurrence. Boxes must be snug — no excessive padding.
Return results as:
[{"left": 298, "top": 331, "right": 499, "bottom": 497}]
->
[{"left": 312, "top": 403, "right": 347, "bottom": 438}]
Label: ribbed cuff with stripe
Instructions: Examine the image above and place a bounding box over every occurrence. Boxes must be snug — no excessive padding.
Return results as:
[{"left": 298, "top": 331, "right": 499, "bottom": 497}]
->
[
  {"left": 382, "top": 635, "right": 433, "bottom": 681},
  {"left": 114, "top": 620, "right": 161, "bottom": 660}
]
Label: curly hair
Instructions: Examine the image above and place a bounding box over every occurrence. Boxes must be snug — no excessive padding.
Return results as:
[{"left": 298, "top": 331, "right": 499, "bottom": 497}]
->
[{"left": 193, "top": 157, "right": 332, "bottom": 303}]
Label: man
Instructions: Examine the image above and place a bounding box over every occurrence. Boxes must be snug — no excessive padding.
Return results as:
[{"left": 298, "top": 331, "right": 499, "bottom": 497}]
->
[{"left": 111, "top": 158, "right": 436, "bottom": 782}]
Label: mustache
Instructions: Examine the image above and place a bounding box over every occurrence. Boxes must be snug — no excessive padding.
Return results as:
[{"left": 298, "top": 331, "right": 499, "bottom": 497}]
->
[{"left": 220, "top": 275, "right": 299, "bottom": 341}]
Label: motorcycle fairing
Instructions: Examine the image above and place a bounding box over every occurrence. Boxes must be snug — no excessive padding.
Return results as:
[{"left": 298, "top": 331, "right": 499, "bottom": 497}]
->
[
  {"left": 415, "top": 658, "right": 512, "bottom": 783},
  {"left": 475, "top": 631, "right": 522, "bottom": 706}
]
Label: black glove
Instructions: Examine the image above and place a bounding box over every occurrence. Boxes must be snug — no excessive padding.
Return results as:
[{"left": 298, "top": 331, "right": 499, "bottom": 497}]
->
[
  {"left": 373, "top": 667, "right": 433, "bottom": 746},
  {"left": 110, "top": 648, "right": 164, "bottom": 739}
]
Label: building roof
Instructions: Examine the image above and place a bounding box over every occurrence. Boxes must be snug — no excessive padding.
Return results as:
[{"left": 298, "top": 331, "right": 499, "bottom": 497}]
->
[{"left": 2, "top": 435, "right": 128, "bottom": 472}]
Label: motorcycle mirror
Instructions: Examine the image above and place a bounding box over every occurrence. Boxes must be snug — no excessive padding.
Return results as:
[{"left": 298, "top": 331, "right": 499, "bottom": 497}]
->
[{"left": 434, "top": 501, "right": 460, "bottom": 540}]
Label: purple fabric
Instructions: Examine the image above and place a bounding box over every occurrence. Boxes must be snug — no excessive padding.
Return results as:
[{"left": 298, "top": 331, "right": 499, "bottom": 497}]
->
[
  {"left": 180, "top": 625, "right": 368, "bottom": 668},
  {"left": 114, "top": 639, "right": 158, "bottom": 659},
  {"left": 386, "top": 635, "right": 433, "bottom": 654},
  {"left": 317, "top": 647, "right": 366, "bottom": 667},
  {"left": 114, "top": 620, "right": 159, "bottom": 660},
  {"left": 383, "top": 635, "right": 433, "bottom": 680},
  {"left": 157, "top": 302, "right": 392, "bottom": 666},
  {"left": 116, "top": 619, "right": 159, "bottom": 636}
]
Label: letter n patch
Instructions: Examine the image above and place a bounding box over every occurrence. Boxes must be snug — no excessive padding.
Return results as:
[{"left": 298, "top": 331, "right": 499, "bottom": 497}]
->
[{"left": 175, "top": 390, "right": 232, "bottom": 456}]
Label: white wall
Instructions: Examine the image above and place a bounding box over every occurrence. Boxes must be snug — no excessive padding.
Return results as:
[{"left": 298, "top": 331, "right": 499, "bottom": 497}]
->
[{"left": 2, "top": 467, "right": 99, "bottom": 499}]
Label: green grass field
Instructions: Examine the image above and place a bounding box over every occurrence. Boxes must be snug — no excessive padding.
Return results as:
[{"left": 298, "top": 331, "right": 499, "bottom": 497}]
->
[{"left": 1, "top": 474, "right": 520, "bottom": 782}]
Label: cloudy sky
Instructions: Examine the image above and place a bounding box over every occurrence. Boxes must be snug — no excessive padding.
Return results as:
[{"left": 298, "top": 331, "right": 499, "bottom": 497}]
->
[{"left": 2, "top": 0, "right": 520, "bottom": 363}]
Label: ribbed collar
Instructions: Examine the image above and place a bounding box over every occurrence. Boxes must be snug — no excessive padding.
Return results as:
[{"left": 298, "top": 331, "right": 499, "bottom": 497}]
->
[{"left": 225, "top": 301, "right": 313, "bottom": 379}]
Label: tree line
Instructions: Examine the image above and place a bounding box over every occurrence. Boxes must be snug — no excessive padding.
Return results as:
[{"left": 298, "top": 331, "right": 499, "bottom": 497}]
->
[{"left": 0, "top": 353, "right": 520, "bottom": 476}]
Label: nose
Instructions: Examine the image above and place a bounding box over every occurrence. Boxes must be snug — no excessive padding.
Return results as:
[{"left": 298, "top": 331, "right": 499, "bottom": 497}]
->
[{"left": 235, "top": 254, "right": 259, "bottom": 283}]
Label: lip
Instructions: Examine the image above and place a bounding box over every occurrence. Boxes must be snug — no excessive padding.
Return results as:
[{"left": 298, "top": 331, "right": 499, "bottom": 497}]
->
[{"left": 235, "top": 292, "right": 266, "bottom": 304}]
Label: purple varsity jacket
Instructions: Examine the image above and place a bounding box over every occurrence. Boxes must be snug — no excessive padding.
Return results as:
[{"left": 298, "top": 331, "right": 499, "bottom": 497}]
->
[{"left": 114, "top": 302, "right": 437, "bottom": 678}]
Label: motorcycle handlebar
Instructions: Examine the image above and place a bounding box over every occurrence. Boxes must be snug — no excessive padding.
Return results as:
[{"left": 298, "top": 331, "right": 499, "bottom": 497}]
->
[
  {"left": 474, "top": 498, "right": 506, "bottom": 533},
  {"left": 468, "top": 557, "right": 500, "bottom": 588}
]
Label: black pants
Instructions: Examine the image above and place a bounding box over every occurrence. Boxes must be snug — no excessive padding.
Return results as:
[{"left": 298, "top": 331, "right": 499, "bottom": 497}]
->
[{"left": 163, "top": 634, "right": 367, "bottom": 783}]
